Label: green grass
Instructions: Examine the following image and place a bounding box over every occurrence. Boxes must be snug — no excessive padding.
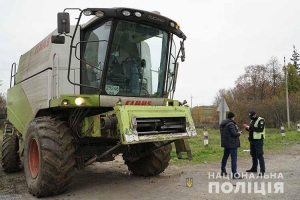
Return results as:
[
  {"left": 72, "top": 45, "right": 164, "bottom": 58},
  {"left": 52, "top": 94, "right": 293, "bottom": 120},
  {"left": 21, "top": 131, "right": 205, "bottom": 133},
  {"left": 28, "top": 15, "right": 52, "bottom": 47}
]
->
[
  {"left": 0, "top": 130, "right": 2, "bottom": 135},
  {"left": 169, "top": 128, "right": 300, "bottom": 165}
]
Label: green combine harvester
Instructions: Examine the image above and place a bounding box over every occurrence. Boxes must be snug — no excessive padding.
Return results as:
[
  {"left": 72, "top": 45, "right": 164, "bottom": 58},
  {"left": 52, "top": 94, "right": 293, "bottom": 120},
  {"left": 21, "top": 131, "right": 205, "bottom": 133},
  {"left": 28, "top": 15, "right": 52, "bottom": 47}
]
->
[{"left": 1, "top": 7, "right": 197, "bottom": 197}]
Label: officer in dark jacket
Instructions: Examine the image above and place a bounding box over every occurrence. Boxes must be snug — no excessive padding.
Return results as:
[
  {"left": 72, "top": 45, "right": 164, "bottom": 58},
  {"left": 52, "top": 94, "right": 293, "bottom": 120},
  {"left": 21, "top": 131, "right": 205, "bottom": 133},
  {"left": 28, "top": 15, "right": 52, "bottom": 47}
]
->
[
  {"left": 220, "top": 112, "right": 242, "bottom": 178},
  {"left": 243, "top": 110, "right": 266, "bottom": 176}
]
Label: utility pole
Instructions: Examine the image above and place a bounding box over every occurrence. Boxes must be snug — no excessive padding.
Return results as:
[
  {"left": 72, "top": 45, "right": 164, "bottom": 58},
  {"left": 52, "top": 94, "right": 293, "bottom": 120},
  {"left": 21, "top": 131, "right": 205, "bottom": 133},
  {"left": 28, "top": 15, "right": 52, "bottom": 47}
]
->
[{"left": 284, "top": 57, "right": 290, "bottom": 129}]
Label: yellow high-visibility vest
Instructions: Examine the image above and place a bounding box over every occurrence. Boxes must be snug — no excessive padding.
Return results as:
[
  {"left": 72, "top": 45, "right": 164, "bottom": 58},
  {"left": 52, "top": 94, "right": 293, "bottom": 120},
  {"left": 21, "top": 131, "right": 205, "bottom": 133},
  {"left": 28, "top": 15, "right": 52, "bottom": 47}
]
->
[{"left": 250, "top": 117, "right": 265, "bottom": 139}]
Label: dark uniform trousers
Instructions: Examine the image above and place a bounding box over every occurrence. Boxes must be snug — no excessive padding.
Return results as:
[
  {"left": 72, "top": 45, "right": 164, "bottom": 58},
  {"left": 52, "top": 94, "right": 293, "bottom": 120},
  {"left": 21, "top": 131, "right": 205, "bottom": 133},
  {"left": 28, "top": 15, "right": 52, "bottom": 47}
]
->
[{"left": 250, "top": 139, "right": 265, "bottom": 172}]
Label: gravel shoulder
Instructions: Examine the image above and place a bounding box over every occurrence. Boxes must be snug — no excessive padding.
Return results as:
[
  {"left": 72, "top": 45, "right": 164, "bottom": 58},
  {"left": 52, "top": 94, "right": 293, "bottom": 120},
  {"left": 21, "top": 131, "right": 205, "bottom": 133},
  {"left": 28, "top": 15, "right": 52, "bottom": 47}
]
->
[{"left": 0, "top": 135, "right": 299, "bottom": 200}]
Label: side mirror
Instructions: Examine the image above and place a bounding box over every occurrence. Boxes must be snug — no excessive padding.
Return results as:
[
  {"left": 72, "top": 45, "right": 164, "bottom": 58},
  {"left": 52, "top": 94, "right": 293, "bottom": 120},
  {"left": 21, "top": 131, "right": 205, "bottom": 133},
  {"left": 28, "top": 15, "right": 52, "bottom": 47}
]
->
[
  {"left": 57, "top": 12, "right": 70, "bottom": 34},
  {"left": 51, "top": 35, "right": 65, "bottom": 44}
]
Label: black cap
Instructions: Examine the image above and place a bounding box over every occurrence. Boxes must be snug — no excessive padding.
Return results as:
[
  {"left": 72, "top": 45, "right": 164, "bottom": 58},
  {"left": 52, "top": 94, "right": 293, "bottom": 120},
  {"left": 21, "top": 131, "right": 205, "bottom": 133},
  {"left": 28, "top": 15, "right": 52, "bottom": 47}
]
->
[
  {"left": 227, "top": 112, "right": 235, "bottom": 119},
  {"left": 249, "top": 110, "right": 256, "bottom": 117}
]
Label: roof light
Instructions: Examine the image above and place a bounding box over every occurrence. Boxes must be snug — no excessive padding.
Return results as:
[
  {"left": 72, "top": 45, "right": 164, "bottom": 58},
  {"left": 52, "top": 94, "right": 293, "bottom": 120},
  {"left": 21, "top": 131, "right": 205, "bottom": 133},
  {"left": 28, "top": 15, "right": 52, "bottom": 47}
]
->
[
  {"left": 95, "top": 11, "right": 104, "bottom": 17},
  {"left": 122, "top": 10, "right": 131, "bottom": 16},
  {"left": 134, "top": 12, "right": 142, "bottom": 17},
  {"left": 83, "top": 10, "right": 92, "bottom": 16},
  {"left": 151, "top": 11, "right": 161, "bottom": 15}
]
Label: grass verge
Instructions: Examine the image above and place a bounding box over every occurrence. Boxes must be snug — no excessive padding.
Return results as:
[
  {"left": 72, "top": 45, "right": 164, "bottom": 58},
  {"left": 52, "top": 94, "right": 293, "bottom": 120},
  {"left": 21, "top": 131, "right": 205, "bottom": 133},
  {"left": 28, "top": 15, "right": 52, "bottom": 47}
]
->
[{"left": 170, "top": 128, "right": 300, "bottom": 165}]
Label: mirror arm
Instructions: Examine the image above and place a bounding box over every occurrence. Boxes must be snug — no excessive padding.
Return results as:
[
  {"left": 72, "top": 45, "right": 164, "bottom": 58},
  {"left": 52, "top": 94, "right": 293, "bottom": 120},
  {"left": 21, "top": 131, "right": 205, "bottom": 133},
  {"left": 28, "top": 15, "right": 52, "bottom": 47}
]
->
[
  {"left": 172, "top": 62, "right": 179, "bottom": 95},
  {"left": 63, "top": 33, "right": 73, "bottom": 39}
]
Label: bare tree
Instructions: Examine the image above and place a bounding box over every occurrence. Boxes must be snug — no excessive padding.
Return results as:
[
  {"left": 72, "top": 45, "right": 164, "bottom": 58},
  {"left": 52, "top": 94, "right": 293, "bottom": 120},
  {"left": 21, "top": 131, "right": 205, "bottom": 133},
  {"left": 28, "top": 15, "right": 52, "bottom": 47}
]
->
[
  {"left": 235, "top": 65, "right": 272, "bottom": 101},
  {"left": 213, "top": 89, "right": 226, "bottom": 106},
  {"left": 266, "top": 56, "right": 282, "bottom": 95}
]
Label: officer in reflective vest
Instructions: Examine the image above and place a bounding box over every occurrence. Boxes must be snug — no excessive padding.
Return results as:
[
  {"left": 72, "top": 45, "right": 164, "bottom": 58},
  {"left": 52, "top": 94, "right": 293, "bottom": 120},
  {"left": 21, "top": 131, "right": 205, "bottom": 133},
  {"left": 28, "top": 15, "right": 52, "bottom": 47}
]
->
[{"left": 243, "top": 110, "right": 266, "bottom": 176}]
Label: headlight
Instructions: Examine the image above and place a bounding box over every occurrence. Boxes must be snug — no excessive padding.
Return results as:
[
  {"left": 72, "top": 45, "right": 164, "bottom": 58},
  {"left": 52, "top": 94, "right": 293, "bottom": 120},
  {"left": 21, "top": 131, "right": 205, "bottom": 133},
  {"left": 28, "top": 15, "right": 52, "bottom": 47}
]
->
[
  {"left": 62, "top": 99, "right": 69, "bottom": 105},
  {"left": 75, "top": 97, "right": 85, "bottom": 106}
]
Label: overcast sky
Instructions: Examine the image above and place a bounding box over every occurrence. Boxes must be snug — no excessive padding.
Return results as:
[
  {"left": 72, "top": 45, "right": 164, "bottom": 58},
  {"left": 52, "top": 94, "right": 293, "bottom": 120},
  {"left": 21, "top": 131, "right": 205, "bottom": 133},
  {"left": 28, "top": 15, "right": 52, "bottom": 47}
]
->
[{"left": 0, "top": 0, "right": 299, "bottom": 106}]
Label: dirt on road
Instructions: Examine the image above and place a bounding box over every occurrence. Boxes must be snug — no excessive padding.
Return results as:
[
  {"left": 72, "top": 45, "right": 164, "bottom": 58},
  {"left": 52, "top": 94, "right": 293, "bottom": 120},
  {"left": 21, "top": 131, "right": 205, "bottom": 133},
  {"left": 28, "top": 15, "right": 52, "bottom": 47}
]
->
[{"left": 0, "top": 136, "right": 299, "bottom": 200}]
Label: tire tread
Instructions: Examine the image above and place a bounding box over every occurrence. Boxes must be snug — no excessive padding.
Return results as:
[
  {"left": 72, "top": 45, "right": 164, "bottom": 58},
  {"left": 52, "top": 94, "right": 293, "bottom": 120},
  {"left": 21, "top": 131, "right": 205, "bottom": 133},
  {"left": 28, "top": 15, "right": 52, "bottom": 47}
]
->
[
  {"left": 123, "top": 142, "right": 171, "bottom": 176},
  {"left": 1, "top": 134, "right": 21, "bottom": 173},
  {"left": 24, "top": 116, "right": 75, "bottom": 197}
]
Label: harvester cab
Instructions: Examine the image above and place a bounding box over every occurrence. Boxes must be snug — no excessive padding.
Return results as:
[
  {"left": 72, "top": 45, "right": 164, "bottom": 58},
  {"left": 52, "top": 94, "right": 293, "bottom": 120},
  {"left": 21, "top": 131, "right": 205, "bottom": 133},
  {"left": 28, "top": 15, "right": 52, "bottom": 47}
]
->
[
  {"left": 53, "top": 8, "right": 186, "bottom": 98},
  {"left": 2, "top": 7, "right": 197, "bottom": 197}
]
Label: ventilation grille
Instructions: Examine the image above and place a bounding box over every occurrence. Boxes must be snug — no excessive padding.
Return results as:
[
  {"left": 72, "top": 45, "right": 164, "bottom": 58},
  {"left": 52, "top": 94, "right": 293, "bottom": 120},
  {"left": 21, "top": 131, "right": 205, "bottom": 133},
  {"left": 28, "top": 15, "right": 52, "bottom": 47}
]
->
[{"left": 136, "top": 117, "right": 186, "bottom": 135}]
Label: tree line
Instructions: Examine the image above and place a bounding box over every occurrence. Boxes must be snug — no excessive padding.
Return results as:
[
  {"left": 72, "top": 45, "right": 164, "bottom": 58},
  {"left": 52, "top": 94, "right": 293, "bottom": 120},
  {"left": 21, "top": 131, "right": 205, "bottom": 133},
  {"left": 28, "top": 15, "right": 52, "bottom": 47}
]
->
[
  {"left": 212, "top": 56, "right": 300, "bottom": 128},
  {"left": 0, "top": 80, "right": 6, "bottom": 109},
  {"left": 0, "top": 80, "right": 6, "bottom": 129}
]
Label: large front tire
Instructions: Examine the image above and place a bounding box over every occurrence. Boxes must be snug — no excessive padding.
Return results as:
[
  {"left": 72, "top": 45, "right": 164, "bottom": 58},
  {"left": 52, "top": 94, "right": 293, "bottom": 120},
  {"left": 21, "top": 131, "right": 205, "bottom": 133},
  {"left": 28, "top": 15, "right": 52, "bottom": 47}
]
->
[
  {"left": 1, "top": 134, "right": 21, "bottom": 173},
  {"left": 123, "top": 142, "right": 172, "bottom": 176},
  {"left": 24, "top": 117, "right": 75, "bottom": 197}
]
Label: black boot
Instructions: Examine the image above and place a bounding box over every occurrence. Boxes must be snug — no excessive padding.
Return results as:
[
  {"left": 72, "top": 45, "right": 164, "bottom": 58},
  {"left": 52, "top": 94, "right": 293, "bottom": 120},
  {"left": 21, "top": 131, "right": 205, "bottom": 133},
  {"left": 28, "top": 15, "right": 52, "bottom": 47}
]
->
[
  {"left": 258, "top": 172, "right": 265, "bottom": 177},
  {"left": 246, "top": 157, "right": 258, "bottom": 172},
  {"left": 246, "top": 168, "right": 257, "bottom": 173},
  {"left": 221, "top": 171, "right": 228, "bottom": 176}
]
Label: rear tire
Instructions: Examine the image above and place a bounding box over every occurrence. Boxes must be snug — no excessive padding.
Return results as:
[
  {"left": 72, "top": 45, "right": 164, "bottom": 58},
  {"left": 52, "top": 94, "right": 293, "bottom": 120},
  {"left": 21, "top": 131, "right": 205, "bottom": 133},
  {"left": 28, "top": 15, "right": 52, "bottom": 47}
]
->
[
  {"left": 1, "top": 134, "right": 21, "bottom": 173},
  {"left": 123, "top": 142, "right": 171, "bottom": 176},
  {"left": 24, "top": 117, "right": 75, "bottom": 197}
]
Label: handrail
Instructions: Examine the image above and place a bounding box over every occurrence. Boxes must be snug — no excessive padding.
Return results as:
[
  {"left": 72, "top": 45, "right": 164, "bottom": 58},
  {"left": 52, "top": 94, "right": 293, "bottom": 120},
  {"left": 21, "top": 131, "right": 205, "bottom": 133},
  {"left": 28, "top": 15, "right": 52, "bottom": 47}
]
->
[
  {"left": 10, "top": 63, "right": 17, "bottom": 88},
  {"left": 52, "top": 53, "right": 60, "bottom": 99}
]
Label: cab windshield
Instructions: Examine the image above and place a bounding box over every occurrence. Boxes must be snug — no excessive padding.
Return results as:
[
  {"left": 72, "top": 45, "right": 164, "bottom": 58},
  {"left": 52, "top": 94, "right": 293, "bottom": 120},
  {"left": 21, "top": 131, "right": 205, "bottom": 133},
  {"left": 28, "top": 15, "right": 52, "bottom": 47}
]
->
[{"left": 104, "top": 20, "right": 169, "bottom": 97}]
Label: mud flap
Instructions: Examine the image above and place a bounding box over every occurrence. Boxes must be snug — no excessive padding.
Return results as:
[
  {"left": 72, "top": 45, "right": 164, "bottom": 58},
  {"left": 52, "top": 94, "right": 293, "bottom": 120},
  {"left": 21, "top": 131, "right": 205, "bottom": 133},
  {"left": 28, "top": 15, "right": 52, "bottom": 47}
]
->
[{"left": 174, "top": 139, "right": 192, "bottom": 160}]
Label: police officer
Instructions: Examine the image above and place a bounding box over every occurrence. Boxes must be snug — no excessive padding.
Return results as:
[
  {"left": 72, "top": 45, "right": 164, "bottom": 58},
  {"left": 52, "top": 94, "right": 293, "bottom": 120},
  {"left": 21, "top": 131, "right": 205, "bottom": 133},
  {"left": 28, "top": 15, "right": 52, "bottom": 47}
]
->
[{"left": 243, "top": 110, "right": 266, "bottom": 176}]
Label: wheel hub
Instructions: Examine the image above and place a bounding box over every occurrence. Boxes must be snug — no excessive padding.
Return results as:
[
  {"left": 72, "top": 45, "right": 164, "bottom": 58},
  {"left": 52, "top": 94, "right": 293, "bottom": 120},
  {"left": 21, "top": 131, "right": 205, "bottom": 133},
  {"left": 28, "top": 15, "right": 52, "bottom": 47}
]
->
[{"left": 29, "top": 138, "right": 39, "bottom": 178}]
